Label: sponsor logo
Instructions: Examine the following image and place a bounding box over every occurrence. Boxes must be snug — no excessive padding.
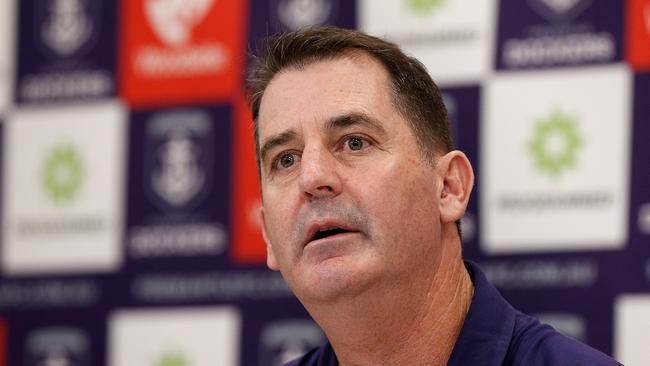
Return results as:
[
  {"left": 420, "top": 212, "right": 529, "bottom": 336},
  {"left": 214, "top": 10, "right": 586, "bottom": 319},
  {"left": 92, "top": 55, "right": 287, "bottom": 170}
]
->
[
  {"left": 25, "top": 327, "right": 90, "bottom": 366},
  {"left": 146, "top": 111, "right": 211, "bottom": 210},
  {"left": 527, "top": 0, "right": 592, "bottom": 22},
  {"left": 109, "top": 307, "right": 241, "bottom": 366},
  {"left": 128, "top": 108, "right": 228, "bottom": 258},
  {"left": 406, "top": 0, "right": 445, "bottom": 14},
  {"left": 19, "top": 0, "right": 112, "bottom": 102},
  {"left": 19, "top": 71, "right": 112, "bottom": 101},
  {"left": 42, "top": 144, "right": 84, "bottom": 204},
  {"left": 639, "top": 203, "right": 650, "bottom": 234},
  {"left": 481, "top": 66, "right": 630, "bottom": 252},
  {"left": 503, "top": 33, "right": 615, "bottom": 68},
  {"left": 500, "top": 0, "right": 617, "bottom": 68},
  {"left": 259, "top": 320, "right": 326, "bottom": 366},
  {"left": 275, "top": 0, "right": 335, "bottom": 30},
  {"left": 528, "top": 110, "right": 582, "bottom": 178},
  {"left": 153, "top": 351, "right": 189, "bottom": 366},
  {"left": 146, "top": 0, "right": 213, "bottom": 47},
  {"left": 39, "top": 0, "right": 96, "bottom": 58},
  {"left": 359, "top": 0, "right": 494, "bottom": 84},
  {"left": 3, "top": 103, "right": 125, "bottom": 274},
  {"left": 136, "top": 0, "right": 227, "bottom": 77}
]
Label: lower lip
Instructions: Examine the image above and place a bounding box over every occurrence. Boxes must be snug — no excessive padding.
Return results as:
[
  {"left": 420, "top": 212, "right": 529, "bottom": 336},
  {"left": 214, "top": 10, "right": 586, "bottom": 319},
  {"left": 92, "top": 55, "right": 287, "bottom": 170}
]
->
[
  {"left": 306, "top": 231, "right": 359, "bottom": 247},
  {"left": 303, "top": 232, "right": 361, "bottom": 262}
]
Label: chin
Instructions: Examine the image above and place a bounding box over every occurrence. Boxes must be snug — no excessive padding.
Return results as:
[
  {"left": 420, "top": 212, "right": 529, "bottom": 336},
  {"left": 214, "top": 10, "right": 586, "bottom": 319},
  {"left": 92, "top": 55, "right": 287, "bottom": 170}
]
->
[{"left": 294, "top": 259, "right": 379, "bottom": 303}]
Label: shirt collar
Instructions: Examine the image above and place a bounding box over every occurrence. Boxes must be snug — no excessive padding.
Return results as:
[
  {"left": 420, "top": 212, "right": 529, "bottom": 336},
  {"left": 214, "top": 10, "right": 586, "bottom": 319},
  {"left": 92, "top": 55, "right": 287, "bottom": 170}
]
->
[{"left": 447, "top": 260, "right": 516, "bottom": 366}]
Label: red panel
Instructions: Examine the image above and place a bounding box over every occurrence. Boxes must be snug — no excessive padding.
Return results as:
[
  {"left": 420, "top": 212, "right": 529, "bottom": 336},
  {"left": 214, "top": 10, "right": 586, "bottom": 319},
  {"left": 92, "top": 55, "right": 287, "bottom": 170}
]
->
[
  {"left": 627, "top": 0, "right": 650, "bottom": 70},
  {"left": 119, "top": 0, "right": 247, "bottom": 106},
  {"left": 230, "top": 95, "right": 267, "bottom": 265}
]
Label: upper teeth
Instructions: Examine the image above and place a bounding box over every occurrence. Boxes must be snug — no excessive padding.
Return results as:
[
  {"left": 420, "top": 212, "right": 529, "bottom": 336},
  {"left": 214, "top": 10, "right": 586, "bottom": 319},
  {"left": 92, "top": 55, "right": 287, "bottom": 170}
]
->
[{"left": 319, "top": 227, "right": 338, "bottom": 232}]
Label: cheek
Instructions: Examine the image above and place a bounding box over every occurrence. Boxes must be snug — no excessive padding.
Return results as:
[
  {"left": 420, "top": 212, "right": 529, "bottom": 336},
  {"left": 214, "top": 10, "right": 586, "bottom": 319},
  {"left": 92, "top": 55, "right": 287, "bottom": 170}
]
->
[{"left": 361, "top": 161, "right": 441, "bottom": 242}]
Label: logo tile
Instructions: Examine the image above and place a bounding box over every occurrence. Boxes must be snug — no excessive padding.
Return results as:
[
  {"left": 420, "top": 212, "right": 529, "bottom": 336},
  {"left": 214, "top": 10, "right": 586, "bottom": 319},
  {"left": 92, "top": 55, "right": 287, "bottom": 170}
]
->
[
  {"left": 109, "top": 307, "right": 241, "bottom": 366},
  {"left": 15, "top": 0, "right": 117, "bottom": 104},
  {"left": 481, "top": 65, "right": 631, "bottom": 252},
  {"left": 259, "top": 319, "right": 326, "bottom": 366},
  {"left": 126, "top": 105, "right": 231, "bottom": 260},
  {"left": 0, "top": 0, "right": 16, "bottom": 112},
  {"left": 3, "top": 102, "right": 126, "bottom": 275},
  {"left": 496, "top": 0, "right": 622, "bottom": 69},
  {"left": 24, "top": 327, "right": 91, "bottom": 366},
  {"left": 119, "top": 0, "right": 246, "bottom": 106},
  {"left": 359, "top": 0, "right": 498, "bottom": 85},
  {"left": 249, "top": 0, "right": 355, "bottom": 47},
  {"left": 626, "top": 0, "right": 650, "bottom": 70},
  {"left": 615, "top": 294, "right": 650, "bottom": 365}
]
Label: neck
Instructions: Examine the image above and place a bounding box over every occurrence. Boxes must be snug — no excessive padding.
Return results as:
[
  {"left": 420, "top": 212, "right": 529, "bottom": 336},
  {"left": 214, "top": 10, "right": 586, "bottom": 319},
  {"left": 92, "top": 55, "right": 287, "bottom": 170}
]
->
[{"left": 304, "top": 229, "right": 474, "bottom": 366}]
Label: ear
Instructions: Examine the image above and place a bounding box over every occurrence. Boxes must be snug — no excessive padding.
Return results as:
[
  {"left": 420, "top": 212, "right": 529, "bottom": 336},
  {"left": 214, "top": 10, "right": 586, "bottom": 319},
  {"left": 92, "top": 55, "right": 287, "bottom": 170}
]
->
[
  {"left": 437, "top": 151, "right": 474, "bottom": 224},
  {"left": 259, "top": 206, "right": 280, "bottom": 271}
]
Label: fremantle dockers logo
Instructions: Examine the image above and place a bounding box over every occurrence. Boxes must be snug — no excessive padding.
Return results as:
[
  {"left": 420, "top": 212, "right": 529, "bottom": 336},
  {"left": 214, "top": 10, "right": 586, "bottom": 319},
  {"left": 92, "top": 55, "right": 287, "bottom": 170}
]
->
[
  {"left": 527, "top": 0, "right": 593, "bottom": 22},
  {"left": 145, "top": 0, "right": 214, "bottom": 47},
  {"left": 25, "top": 327, "right": 90, "bottom": 366},
  {"left": 259, "top": 320, "right": 326, "bottom": 366},
  {"left": 145, "top": 109, "right": 214, "bottom": 212},
  {"left": 37, "top": 0, "right": 99, "bottom": 58},
  {"left": 273, "top": 0, "right": 338, "bottom": 31}
]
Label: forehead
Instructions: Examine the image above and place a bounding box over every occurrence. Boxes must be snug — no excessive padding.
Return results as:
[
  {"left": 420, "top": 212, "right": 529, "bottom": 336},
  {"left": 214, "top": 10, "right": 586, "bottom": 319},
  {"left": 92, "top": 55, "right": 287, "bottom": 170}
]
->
[{"left": 257, "top": 53, "right": 397, "bottom": 138}]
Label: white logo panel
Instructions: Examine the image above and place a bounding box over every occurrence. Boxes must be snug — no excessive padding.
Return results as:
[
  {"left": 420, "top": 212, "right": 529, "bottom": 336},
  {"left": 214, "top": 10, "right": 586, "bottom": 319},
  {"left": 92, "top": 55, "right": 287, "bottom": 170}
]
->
[
  {"left": 3, "top": 102, "right": 126, "bottom": 274},
  {"left": 0, "top": 0, "right": 16, "bottom": 112},
  {"left": 359, "top": 0, "right": 497, "bottom": 85},
  {"left": 109, "top": 307, "right": 241, "bottom": 366},
  {"left": 481, "top": 65, "right": 631, "bottom": 253},
  {"left": 615, "top": 294, "right": 650, "bottom": 365}
]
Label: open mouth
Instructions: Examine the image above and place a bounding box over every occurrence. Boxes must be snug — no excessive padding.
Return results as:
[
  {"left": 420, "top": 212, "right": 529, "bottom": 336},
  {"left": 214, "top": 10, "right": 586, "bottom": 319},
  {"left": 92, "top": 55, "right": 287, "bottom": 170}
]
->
[{"left": 311, "top": 227, "right": 351, "bottom": 241}]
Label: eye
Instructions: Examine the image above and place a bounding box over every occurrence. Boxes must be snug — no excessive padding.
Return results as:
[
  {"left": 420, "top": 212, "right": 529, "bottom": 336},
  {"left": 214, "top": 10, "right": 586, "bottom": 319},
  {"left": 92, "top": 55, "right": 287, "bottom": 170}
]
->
[
  {"left": 274, "top": 152, "right": 300, "bottom": 170},
  {"left": 346, "top": 136, "right": 366, "bottom": 151}
]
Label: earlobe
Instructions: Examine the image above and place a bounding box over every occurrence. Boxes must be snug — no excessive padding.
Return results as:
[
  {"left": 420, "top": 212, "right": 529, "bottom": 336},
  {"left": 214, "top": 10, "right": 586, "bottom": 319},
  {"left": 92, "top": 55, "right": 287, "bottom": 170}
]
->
[
  {"left": 438, "top": 151, "right": 475, "bottom": 223},
  {"left": 260, "top": 207, "right": 280, "bottom": 271}
]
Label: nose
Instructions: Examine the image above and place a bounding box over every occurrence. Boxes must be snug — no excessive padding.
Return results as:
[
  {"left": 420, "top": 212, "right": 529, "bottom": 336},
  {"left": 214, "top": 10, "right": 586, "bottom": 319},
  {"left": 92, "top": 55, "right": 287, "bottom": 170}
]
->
[{"left": 299, "top": 145, "right": 342, "bottom": 199}]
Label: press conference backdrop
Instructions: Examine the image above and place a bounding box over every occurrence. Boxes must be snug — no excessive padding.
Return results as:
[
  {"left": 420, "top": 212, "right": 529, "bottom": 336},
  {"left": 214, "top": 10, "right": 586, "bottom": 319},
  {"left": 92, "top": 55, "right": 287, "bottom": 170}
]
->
[{"left": 0, "top": 0, "right": 648, "bottom": 365}]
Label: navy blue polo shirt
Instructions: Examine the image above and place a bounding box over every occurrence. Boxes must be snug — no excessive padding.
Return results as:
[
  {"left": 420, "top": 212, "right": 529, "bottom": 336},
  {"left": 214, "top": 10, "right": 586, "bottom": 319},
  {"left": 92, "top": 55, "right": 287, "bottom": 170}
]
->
[{"left": 284, "top": 261, "right": 622, "bottom": 366}]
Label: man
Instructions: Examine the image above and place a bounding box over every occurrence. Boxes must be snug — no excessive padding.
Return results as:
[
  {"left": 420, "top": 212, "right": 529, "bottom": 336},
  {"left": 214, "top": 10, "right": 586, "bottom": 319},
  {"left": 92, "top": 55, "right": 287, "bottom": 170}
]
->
[{"left": 246, "top": 26, "right": 621, "bottom": 366}]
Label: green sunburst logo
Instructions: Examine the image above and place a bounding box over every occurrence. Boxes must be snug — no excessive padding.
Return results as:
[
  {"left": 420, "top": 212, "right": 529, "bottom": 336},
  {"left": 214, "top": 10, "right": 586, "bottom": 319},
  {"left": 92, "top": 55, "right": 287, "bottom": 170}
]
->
[
  {"left": 42, "top": 144, "right": 83, "bottom": 203},
  {"left": 528, "top": 110, "right": 583, "bottom": 178},
  {"left": 406, "top": 0, "right": 446, "bottom": 13},
  {"left": 154, "top": 352, "right": 189, "bottom": 366}
]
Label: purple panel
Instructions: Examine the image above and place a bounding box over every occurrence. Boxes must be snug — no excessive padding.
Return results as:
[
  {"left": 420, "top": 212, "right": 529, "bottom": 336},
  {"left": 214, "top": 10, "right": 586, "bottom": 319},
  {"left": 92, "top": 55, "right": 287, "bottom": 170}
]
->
[
  {"left": 495, "top": 0, "right": 623, "bottom": 70},
  {"left": 440, "top": 85, "right": 482, "bottom": 256},
  {"left": 627, "top": 72, "right": 650, "bottom": 291},
  {"left": 15, "top": 0, "right": 117, "bottom": 104},
  {"left": 7, "top": 311, "right": 106, "bottom": 366},
  {"left": 248, "top": 0, "right": 357, "bottom": 48},
  {"left": 239, "top": 299, "right": 320, "bottom": 366},
  {"left": 125, "top": 104, "right": 232, "bottom": 272}
]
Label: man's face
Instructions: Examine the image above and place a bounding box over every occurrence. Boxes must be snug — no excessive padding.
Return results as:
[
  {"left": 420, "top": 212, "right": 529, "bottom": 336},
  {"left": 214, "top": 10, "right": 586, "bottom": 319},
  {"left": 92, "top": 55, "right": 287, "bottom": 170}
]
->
[{"left": 257, "top": 53, "right": 446, "bottom": 303}]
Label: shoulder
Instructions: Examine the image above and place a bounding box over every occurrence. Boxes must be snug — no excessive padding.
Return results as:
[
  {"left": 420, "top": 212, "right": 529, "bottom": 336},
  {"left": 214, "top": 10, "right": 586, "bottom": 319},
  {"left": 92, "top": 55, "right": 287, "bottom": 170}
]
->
[
  {"left": 283, "top": 342, "right": 337, "bottom": 366},
  {"left": 505, "top": 310, "right": 622, "bottom": 366}
]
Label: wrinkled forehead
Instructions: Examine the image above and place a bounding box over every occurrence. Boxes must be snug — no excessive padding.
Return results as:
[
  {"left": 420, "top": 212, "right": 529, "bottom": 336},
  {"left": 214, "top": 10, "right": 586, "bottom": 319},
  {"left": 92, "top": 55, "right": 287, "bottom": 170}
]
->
[{"left": 257, "top": 53, "right": 394, "bottom": 139}]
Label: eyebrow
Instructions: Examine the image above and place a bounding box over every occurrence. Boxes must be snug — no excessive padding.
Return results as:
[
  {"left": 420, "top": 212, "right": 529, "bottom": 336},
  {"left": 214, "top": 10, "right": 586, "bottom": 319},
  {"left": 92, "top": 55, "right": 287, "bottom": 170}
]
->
[
  {"left": 259, "top": 112, "right": 387, "bottom": 165},
  {"left": 324, "top": 112, "right": 387, "bottom": 136},
  {"left": 260, "top": 129, "right": 299, "bottom": 165}
]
